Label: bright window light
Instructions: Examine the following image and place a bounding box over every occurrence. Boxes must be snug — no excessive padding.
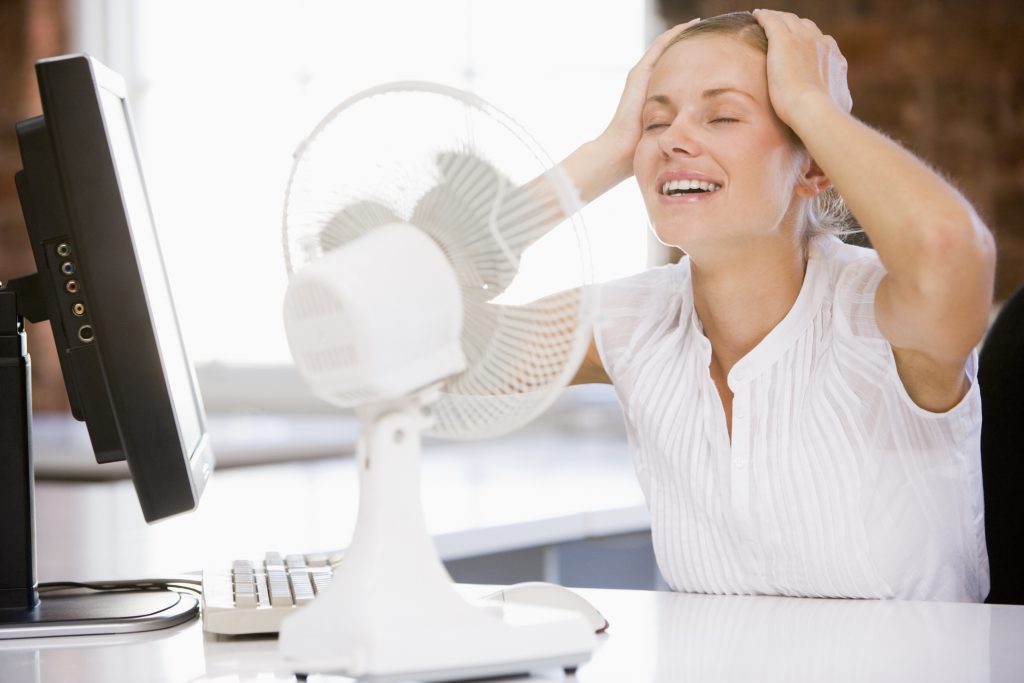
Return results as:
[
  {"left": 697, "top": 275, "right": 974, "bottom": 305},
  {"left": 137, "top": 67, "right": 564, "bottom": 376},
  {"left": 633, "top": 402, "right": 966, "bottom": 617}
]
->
[{"left": 82, "top": 0, "right": 649, "bottom": 368}]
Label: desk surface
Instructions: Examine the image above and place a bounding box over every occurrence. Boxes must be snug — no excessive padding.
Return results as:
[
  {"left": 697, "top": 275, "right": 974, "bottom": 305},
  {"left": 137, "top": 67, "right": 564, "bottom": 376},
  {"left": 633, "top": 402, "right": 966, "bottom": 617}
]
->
[
  {"left": 2, "top": 586, "right": 1023, "bottom": 682},
  {"left": 20, "top": 416, "right": 1024, "bottom": 681}
]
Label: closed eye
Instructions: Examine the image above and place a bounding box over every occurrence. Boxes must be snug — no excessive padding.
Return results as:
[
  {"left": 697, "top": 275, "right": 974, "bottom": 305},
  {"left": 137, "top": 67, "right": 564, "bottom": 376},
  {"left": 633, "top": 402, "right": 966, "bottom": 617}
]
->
[
  {"left": 710, "top": 117, "right": 738, "bottom": 124},
  {"left": 644, "top": 122, "right": 668, "bottom": 131}
]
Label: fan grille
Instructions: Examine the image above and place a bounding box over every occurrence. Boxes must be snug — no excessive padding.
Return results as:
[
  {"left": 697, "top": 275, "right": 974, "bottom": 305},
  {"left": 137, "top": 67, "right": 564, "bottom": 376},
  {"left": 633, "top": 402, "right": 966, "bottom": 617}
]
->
[{"left": 284, "top": 82, "right": 594, "bottom": 439}]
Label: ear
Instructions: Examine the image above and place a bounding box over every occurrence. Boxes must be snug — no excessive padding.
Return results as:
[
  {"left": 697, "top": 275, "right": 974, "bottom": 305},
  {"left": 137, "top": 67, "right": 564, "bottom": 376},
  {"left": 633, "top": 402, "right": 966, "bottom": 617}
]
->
[{"left": 795, "top": 156, "right": 832, "bottom": 199}]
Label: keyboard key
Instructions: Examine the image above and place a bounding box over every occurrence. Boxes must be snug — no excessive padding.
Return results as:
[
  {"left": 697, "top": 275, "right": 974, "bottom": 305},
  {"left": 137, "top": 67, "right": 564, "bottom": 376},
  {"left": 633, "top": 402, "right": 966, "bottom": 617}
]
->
[
  {"left": 234, "top": 591, "right": 257, "bottom": 608},
  {"left": 233, "top": 574, "right": 257, "bottom": 608},
  {"left": 267, "top": 568, "right": 293, "bottom": 607},
  {"left": 311, "top": 570, "right": 332, "bottom": 594},
  {"left": 255, "top": 572, "right": 270, "bottom": 608},
  {"left": 290, "top": 571, "right": 315, "bottom": 605},
  {"left": 305, "top": 553, "right": 329, "bottom": 567}
]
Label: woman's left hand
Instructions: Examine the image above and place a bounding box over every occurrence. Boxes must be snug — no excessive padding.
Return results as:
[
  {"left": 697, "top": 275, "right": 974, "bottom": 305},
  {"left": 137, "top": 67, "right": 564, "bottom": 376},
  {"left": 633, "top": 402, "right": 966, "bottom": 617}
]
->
[{"left": 752, "top": 9, "right": 853, "bottom": 127}]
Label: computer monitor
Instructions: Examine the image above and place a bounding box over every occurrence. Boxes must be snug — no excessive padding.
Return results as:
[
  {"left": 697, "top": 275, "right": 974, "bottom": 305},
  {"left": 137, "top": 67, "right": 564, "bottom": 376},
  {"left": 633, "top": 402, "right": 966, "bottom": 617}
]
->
[{"left": 0, "top": 54, "right": 214, "bottom": 636}]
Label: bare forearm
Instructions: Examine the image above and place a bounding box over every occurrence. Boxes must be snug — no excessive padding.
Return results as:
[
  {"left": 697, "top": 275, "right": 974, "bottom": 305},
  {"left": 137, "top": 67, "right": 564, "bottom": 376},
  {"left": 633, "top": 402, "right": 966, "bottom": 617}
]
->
[
  {"left": 792, "top": 94, "right": 995, "bottom": 358},
  {"left": 790, "top": 94, "right": 994, "bottom": 282},
  {"left": 558, "top": 138, "right": 633, "bottom": 204},
  {"left": 752, "top": 7, "right": 994, "bottom": 363}
]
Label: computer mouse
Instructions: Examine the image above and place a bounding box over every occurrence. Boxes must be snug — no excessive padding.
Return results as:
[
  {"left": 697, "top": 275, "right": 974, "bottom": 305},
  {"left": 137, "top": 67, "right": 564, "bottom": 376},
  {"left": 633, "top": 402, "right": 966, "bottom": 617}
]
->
[{"left": 480, "top": 582, "right": 609, "bottom": 633}]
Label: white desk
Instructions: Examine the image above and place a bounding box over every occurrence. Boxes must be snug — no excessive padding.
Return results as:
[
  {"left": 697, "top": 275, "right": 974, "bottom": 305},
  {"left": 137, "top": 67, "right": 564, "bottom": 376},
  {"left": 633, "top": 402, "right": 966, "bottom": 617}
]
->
[
  {"left": 15, "top": 416, "right": 1024, "bottom": 681},
  {"left": 2, "top": 587, "right": 1023, "bottom": 682}
]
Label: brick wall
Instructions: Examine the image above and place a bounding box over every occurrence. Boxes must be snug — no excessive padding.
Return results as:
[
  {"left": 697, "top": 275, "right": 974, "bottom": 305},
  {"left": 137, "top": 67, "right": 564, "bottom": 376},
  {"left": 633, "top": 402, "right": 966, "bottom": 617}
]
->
[
  {"left": 657, "top": 1, "right": 1024, "bottom": 299},
  {"left": 0, "top": 0, "right": 69, "bottom": 411}
]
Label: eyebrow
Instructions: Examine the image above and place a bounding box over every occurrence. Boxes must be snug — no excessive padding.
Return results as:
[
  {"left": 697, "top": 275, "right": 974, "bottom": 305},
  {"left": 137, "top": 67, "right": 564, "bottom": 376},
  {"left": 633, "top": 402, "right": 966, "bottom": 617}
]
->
[{"left": 645, "top": 87, "right": 757, "bottom": 106}]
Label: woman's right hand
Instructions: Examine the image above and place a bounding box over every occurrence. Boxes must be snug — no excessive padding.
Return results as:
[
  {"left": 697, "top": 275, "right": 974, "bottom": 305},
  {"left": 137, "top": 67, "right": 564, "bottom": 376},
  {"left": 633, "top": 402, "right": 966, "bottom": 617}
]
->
[
  {"left": 562, "top": 20, "right": 700, "bottom": 203},
  {"left": 596, "top": 19, "right": 701, "bottom": 181}
]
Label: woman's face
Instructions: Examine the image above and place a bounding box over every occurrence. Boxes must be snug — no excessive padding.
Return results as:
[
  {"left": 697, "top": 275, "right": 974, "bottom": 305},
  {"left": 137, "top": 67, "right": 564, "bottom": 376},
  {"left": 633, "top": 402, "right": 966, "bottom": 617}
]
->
[{"left": 634, "top": 34, "right": 809, "bottom": 251}]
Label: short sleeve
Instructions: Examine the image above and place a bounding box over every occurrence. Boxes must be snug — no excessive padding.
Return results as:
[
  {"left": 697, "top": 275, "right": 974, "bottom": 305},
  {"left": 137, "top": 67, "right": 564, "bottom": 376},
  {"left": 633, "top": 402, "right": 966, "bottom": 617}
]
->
[
  {"left": 593, "top": 263, "right": 687, "bottom": 392},
  {"left": 830, "top": 246, "right": 981, "bottom": 426},
  {"left": 832, "top": 253, "right": 888, "bottom": 340}
]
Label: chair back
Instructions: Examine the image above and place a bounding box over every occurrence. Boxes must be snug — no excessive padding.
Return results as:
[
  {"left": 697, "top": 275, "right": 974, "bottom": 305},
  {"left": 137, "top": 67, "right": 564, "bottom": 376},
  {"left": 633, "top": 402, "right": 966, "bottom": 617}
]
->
[{"left": 979, "top": 285, "right": 1024, "bottom": 605}]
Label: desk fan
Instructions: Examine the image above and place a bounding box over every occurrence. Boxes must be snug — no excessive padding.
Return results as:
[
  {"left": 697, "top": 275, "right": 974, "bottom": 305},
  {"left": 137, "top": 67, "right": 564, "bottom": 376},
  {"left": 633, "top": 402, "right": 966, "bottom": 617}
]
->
[{"left": 278, "top": 82, "right": 597, "bottom": 681}]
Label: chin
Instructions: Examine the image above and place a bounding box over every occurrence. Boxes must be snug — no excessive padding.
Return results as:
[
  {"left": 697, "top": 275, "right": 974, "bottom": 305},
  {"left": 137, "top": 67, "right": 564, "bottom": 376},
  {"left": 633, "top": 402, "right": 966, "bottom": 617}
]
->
[{"left": 649, "top": 218, "right": 709, "bottom": 252}]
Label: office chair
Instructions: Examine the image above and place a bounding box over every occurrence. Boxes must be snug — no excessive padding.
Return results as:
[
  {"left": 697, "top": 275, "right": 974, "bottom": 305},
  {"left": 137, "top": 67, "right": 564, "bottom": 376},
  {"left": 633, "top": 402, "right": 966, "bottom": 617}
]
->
[{"left": 979, "top": 284, "right": 1024, "bottom": 605}]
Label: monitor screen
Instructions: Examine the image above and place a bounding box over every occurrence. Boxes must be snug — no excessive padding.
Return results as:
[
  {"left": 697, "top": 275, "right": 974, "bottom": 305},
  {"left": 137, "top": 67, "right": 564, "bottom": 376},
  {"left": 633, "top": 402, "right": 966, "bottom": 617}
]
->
[
  {"left": 15, "top": 54, "right": 214, "bottom": 522},
  {"left": 95, "top": 80, "right": 204, "bottom": 457}
]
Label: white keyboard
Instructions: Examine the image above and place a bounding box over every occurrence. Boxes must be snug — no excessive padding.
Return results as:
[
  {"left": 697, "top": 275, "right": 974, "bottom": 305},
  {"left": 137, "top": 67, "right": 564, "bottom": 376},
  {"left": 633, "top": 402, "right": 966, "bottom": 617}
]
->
[
  {"left": 202, "top": 552, "right": 607, "bottom": 637},
  {"left": 202, "top": 550, "right": 344, "bottom": 635}
]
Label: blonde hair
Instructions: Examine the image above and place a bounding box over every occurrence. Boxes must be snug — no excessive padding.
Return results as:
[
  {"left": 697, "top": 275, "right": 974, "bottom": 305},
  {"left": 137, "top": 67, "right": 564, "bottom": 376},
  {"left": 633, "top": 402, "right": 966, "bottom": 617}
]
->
[{"left": 664, "top": 12, "right": 859, "bottom": 241}]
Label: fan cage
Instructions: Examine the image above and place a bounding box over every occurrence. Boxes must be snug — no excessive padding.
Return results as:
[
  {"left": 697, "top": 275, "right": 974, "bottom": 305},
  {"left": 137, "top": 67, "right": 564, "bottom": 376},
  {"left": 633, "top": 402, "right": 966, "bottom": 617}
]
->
[{"left": 283, "top": 82, "right": 595, "bottom": 439}]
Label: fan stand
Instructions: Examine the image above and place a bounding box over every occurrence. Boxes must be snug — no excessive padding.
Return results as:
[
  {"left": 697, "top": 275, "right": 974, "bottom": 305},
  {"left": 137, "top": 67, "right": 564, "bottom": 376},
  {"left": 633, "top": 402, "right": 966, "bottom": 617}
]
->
[{"left": 278, "top": 392, "right": 596, "bottom": 682}]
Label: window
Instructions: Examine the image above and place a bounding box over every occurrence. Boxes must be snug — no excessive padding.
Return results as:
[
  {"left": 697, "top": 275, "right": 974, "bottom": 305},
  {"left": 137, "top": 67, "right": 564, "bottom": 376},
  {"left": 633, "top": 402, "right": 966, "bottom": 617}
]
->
[{"left": 71, "top": 0, "right": 650, "bottom": 408}]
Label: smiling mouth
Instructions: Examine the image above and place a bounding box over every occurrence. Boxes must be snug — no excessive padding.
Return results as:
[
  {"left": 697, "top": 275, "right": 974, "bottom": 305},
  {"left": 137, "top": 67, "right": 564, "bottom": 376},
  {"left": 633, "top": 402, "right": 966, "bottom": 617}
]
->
[{"left": 661, "top": 179, "right": 722, "bottom": 196}]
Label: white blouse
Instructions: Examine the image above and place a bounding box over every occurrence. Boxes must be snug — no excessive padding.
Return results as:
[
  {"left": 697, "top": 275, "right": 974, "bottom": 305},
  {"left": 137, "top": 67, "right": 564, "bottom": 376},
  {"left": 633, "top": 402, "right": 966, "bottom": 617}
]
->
[{"left": 595, "top": 236, "right": 989, "bottom": 602}]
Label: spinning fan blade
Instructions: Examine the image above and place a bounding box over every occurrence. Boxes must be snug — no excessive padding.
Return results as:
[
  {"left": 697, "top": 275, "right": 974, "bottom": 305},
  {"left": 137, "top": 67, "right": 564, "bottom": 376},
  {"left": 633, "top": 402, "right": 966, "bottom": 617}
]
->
[
  {"left": 412, "top": 150, "right": 573, "bottom": 297},
  {"left": 285, "top": 199, "right": 401, "bottom": 269},
  {"left": 282, "top": 82, "right": 594, "bottom": 439},
  {"left": 320, "top": 200, "right": 401, "bottom": 254}
]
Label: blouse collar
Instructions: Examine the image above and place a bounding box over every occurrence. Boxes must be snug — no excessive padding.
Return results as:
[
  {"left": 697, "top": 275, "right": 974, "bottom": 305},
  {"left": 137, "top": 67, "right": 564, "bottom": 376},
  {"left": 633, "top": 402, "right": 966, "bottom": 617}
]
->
[{"left": 684, "top": 236, "right": 838, "bottom": 388}]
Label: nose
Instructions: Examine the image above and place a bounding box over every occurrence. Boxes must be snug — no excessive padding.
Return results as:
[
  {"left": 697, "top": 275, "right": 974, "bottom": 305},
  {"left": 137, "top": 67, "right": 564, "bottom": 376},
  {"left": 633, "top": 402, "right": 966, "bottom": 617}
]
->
[{"left": 659, "top": 118, "right": 702, "bottom": 157}]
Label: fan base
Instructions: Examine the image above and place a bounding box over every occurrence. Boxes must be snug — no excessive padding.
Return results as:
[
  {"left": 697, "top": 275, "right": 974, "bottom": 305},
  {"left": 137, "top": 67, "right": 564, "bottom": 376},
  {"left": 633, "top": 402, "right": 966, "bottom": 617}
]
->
[
  {"left": 278, "top": 398, "right": 596, "bottom": 680},
  {"left": 284, "top": 604, "right": 593, "bottom": 682}
]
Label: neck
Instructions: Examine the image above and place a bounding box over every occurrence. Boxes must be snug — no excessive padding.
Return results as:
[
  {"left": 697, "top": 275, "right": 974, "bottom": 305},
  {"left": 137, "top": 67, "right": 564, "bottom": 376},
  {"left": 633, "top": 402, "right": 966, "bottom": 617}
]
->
[{"left": 689, "top": 235, "right": 808, "bottom": 370}]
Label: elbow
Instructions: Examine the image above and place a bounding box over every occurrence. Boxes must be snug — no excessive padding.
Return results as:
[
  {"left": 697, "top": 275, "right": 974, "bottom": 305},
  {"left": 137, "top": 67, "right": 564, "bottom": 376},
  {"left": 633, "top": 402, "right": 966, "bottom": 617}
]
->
[
  {"left": 925, "top": 207, "right": 992, "bottom": 257},
  {"left": 900, "top": 213, "right": 995, "bottom": 356},
  {"left": 916, "top": 210, "right": 995, "bottom": 294}
]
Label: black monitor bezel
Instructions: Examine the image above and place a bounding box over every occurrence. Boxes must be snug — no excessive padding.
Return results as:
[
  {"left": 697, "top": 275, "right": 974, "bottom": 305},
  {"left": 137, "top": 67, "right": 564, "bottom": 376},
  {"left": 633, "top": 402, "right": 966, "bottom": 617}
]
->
[{"left": 21, "top": 54, "right": 213, "bottom": 522}]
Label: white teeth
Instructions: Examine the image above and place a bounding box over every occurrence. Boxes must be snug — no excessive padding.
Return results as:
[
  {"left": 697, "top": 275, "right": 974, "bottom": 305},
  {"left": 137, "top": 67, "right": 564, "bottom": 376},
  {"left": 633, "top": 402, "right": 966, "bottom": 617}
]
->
[{"left": 661, "top": 179, "right": 722, "bottom": 195}]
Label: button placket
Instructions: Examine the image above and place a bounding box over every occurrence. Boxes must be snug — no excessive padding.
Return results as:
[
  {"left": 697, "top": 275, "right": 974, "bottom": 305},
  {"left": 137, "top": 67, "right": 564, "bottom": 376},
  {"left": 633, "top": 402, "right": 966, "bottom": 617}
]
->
[{"left": 730, "top": 382, "right": 754, "bottom": 540}]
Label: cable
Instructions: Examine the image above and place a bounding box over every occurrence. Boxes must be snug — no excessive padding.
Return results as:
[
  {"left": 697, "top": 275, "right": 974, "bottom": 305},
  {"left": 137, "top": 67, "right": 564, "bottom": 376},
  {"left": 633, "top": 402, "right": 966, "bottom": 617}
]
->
[{"left": 38, "top": 577, "right": 203, "bottom": 598}]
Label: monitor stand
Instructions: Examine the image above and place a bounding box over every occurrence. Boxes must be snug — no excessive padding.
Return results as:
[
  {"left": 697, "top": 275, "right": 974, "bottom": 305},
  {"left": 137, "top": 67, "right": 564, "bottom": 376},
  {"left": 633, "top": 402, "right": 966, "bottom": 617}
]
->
[
  {"left": 0, "top": 591, "right": 198, "bottom": 640},
  {"left": 0, "top": 284, "right": 199, "bottom": 639}
]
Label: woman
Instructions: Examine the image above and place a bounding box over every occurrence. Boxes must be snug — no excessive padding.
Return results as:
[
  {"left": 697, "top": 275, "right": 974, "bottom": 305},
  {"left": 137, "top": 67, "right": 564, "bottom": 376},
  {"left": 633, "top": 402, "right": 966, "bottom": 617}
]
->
[{"left": 562, "top": 10, "right": 995, "bottom": 601}]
